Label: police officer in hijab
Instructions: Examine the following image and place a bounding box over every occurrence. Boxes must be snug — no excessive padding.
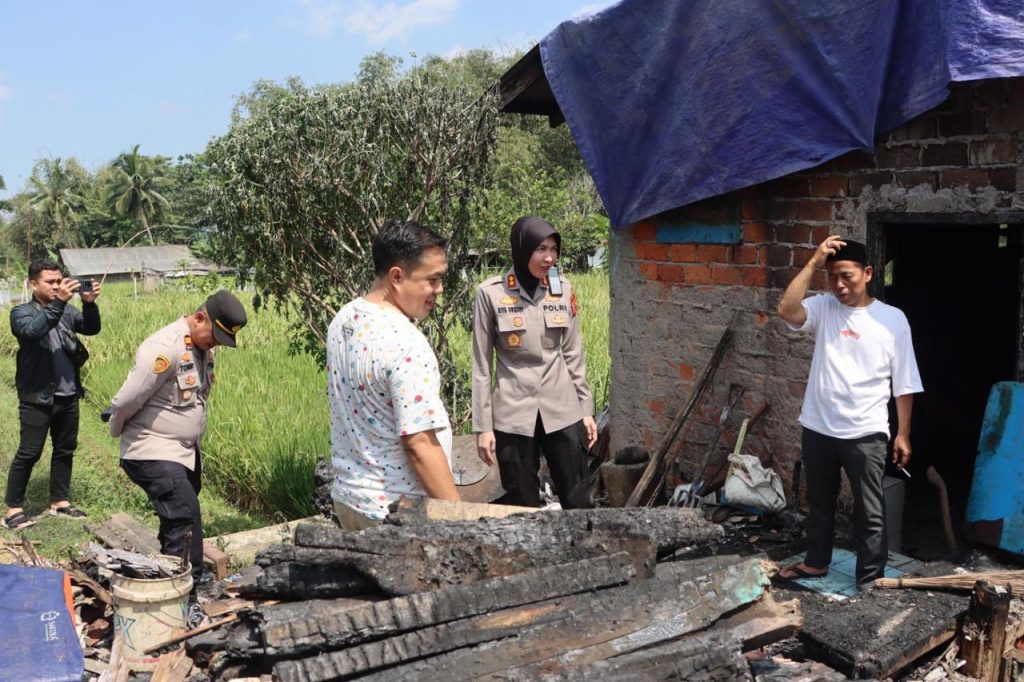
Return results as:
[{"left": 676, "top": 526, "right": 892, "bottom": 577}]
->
[{"left": 471, "top": 216, "right": 597, "bottom": 508}]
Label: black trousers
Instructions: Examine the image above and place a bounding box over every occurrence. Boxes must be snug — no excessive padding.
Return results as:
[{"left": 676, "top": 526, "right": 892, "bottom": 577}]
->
[
  {"left": 121, "top": 453, "right": 204, "bottom": 586},
  {"left": 802, "top": 428, "right": 888, "bottom": 584},
  {"left": 495, "top": 414, "right": 593, "bottom": 509},
  {"left": 5, "top": 396, "right": 79, "bottom": 508}
]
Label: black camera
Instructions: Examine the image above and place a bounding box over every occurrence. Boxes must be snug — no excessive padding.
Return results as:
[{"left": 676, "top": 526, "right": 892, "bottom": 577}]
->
[{"left": 78, "top": 278, "right": 93, "bottom": 295}]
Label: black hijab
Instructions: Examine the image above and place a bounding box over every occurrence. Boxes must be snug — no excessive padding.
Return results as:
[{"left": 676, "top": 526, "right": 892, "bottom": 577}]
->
[{"left": 510, "top": 216, "right": 561, "bottom": 297}]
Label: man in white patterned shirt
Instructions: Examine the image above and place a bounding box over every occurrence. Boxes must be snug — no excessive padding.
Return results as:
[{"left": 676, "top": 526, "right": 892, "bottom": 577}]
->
[{"left": 326, "top": 219, "right": 459, "bottom": 530}]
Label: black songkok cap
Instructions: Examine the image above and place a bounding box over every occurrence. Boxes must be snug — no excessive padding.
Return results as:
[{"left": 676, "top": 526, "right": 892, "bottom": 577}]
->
[
  {"left": 826, "top": 239, "right": 869, "bottom": 267},
  {"left": 205, "top": 289, "right": 248, "bottom": 348}
]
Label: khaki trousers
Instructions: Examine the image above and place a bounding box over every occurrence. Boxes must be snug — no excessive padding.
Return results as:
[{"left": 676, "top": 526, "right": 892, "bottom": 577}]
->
[{"left": 333, "top": 500, "right": 382, "bottom": 532}]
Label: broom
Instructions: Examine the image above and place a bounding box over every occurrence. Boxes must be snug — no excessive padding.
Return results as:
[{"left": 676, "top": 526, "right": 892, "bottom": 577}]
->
[{"left": 875, "top": 570, "right": 1024, "bottom": 593}]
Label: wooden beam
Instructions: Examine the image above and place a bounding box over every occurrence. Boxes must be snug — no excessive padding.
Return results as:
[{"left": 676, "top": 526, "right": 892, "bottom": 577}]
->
[
  {"left": 206, "top": 517, "right": 315, "bottom": 567},
  {"left": 274, "top": 555, "right": 772, "bottom": 682},
  {"left": 962, "top": 581, "right": 1012, "bottom": 681},
  {"left": 239, "top": 553, "right": 635, "bottom": 663},
  {"left": 255, "top": 508, "right": 721, "bottom": 598},
  {"left": 626, "top": 313, "right": 737, "bottom": 507}
]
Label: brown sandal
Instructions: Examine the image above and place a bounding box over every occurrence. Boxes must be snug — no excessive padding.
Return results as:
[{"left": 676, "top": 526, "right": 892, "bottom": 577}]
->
[{"left": 772, "top": 563, "right": 828, "bottom": 584}]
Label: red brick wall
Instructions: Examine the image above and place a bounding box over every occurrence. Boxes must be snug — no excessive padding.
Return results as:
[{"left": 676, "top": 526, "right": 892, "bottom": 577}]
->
[{"left": 608, "top": 77, "right": 1023, "bottom": 500}]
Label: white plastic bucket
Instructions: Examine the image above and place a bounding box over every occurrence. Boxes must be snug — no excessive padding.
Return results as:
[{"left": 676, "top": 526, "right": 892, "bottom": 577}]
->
[{"left": 110, "top": 557, "right": 193, "bottom": 672}]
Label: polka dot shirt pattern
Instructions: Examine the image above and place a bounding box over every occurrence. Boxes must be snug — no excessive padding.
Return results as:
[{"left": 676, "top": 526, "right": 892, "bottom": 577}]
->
[{"left": 326, "top": 298, "right": 452, "bottom": 519}]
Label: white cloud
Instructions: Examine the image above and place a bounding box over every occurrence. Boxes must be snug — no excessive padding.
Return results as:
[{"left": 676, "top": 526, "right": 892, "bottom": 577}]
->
[
  {"left": 300, "top": 0, "right": 345, "bottom": 39},
  {"left": 295, "top": 0, "right": 459, "bottom": 42}
]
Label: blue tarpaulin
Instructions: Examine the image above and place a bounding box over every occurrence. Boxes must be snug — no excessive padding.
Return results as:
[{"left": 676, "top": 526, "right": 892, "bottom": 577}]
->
[{"left": 540, "top": 0, "right": 1024, "bottom": 228}]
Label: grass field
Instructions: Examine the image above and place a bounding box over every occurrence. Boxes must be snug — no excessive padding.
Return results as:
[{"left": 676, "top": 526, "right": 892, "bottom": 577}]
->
[{"left": 0, "top": 271, "right": 610, "bottom": 558}]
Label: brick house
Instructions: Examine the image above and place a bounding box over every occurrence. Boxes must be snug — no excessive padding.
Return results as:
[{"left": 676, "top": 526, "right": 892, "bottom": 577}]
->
[{"left": 501, "top": 47, "right": 1024, "bottom": 523}]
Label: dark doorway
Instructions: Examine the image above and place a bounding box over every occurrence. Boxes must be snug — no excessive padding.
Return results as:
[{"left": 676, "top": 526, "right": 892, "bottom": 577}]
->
[{"left": 871, "top": 216, "right": 1024, "bottom": 559}]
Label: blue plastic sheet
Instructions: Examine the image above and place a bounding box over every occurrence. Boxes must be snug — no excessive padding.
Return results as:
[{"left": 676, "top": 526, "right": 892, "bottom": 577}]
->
[
  {"left": 0, "top": 565, "right": 84, "bottom": 682},
  {"left": 540, "top": 0, "right": 1024, "bottom": 227},
  {"left": 967, "top": 382, "right": 1024, "bottom": 554}
]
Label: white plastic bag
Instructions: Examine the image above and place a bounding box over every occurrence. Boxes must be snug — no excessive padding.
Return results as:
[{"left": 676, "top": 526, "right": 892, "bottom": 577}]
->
[{"left": 721, "top": 453, "right": 786, "bottom": 512}]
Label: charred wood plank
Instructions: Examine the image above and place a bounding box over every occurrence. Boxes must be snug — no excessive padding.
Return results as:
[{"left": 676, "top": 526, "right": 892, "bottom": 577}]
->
[
  {"left": 252, "top": 555, "right": 378, "bottom": 600},
  {"left": 229, "top": 553, "right": 634, "bottom": 662},
  {"left": 962, "top": 580, "right": 1012, "bottom": 681},
  {"left": 274, "top": 554, "right": 769, "bottom": 682},
  {"left": 706, "top": 594, "right": 802, "bottom": 651},
  {"left": 799, "top": 561, "right": 965, "bottom": 679},
  {"left": 532, "top": 630, "right": 749, "bottom": 682},
  {"left": 300, "top": 507, "right": 721, "bottom": 555},
  {"left": 257, "top": 507, "right": 721, "bottom": 598}
]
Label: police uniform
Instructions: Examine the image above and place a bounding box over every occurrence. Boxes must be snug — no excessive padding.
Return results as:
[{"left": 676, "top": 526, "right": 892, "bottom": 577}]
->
[
  {"left": 109, "top": 291, "right": 245, "bottom": 586},
  {"left": 471, "top": 269, "right": 594, "bottom": 508}
]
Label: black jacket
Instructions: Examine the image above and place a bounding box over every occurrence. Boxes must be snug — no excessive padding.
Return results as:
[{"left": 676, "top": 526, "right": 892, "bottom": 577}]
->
[{"left": 10, "top": 297, "right": 101, "bottom": 404}]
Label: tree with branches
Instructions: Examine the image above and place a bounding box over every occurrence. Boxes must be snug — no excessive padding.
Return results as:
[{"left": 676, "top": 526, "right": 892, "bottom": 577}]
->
[{"left": 203, "top": 73, "right": 497, "bottom": 425}]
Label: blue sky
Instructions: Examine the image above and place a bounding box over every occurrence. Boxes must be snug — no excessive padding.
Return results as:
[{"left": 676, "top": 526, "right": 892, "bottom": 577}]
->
[{"left": 0, "top": 0, "right": 610, "bottom": 199}]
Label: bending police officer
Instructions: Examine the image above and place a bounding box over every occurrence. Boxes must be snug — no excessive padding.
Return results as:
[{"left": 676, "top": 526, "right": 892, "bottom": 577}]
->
[{"left": 108, "top": 290, "right": 247, "bottom": 589}]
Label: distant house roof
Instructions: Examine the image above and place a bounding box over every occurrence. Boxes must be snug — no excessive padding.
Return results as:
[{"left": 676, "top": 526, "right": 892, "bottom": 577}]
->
[{"left": 59, "top": 245, "right": 229, "bottom": 278}]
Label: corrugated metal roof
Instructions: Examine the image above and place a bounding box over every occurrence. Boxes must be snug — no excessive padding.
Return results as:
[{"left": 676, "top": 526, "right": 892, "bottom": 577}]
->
[{"left": 59, "top": 245, "right": 228, "bottom": 277}]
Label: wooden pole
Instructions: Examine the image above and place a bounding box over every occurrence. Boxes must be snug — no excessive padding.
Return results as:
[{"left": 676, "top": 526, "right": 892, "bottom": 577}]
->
[
  {"left": 625, "top": 312, "right": 738, "bottom": 507},
  {"left": 961, "top": 580, "right": 1011, "bottom": 681}
]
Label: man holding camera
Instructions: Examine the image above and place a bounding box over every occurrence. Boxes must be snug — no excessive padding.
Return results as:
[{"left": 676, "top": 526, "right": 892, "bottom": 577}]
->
[{"left": 5, "top": 259, "right": 102, "bottom": 530}]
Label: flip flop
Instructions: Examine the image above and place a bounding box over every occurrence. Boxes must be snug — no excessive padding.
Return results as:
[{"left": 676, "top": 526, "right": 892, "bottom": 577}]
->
[
  {"left": 1, "top": 511, "right": 35, "bottom": 530},
  {"left": 772, "top": 563, "right": 828, "bottom": 584}
]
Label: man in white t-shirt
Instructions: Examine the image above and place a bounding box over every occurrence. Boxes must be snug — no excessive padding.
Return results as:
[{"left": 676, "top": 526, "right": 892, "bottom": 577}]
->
[
  {"left": 776, "top": 235, "right": 923, "bottom": 587},
  {"left": 326, "top": 219, "right": 460, "bottom": 530}
]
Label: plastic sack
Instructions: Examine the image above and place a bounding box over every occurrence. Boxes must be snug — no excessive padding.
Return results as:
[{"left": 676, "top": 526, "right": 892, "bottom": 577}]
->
[
  {"left": 722, "top": 453, "right": 786, "bottom": 513},
  {"left": 0, "top": 564, "right": 83, "bottom": 682}
]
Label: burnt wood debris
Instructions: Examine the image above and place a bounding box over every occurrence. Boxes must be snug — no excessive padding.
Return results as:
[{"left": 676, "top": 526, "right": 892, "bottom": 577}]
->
[
  {"left": 63, "top": 498, "right": 821, "bottom": 681},
  {"left": 38, "top": 487, "right": 1024, "bottom": 680}
]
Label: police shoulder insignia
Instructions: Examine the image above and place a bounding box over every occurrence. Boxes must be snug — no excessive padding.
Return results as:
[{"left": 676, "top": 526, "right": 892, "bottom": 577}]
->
[
  {"left": 153, "top": 355, "right": 171, "bottom": 374},
  {"left": 513, "top": 316, "right": 524, "bottom": 328},
  {"left": 185, "top": 374, "right": 197, "bottom": 386},
  {"left": 570, "top": 290, "right": 578, "bottom": 317},
  {"left": 507, "top": 333, "right": 521, "bottom": 347},
  {"left": 553, "top": 314, "right": 566, "bottom": 324},
  {"left": 506, "top": 273, "right": 517, "bottom": 289}
]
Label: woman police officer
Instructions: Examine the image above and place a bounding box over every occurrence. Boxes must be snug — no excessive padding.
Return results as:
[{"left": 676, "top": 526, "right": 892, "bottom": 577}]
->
[{"left": 471, "top": 216, "right": 597, "bottom": 508}]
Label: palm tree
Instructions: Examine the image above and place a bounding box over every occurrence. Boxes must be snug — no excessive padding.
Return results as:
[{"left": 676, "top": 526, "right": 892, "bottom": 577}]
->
[
  {"left": 28, "top": 158, "right": 86, "bottom": 248},
  {"left": 105, "top": 145, "right": 171, "bottom": 245}
]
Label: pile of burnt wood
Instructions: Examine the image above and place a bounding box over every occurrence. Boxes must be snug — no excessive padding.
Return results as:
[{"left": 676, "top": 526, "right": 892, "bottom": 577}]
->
[{"left": 183, "top": 501, "right": 801, "bottom": 681}]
